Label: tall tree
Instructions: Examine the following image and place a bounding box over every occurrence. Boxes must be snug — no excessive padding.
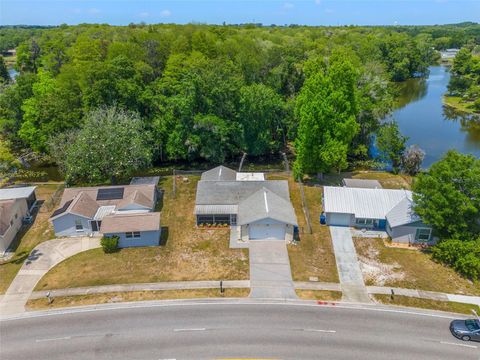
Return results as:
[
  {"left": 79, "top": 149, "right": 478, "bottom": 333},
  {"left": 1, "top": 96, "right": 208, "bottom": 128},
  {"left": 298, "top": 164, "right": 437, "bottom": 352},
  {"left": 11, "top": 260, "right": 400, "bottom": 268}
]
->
[
  {"left": 413, "top": 150, "right": 480, "bottom": 240},
  {"left": 293, "top": 55, "right": 359, "bottom": 179},
  {"left": 376, "top": 121, "right": 408, "bottom": 173},
  {"left": 0, "top": 56, "right": 10, "bottom": 83}
]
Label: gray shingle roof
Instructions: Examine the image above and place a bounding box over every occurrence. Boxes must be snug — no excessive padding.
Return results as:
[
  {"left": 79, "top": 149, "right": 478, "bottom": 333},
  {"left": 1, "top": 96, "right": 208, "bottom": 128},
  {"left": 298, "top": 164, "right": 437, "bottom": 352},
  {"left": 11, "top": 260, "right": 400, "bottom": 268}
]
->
[
  {"left": 200, "top": 166, "right": 237, "bottom": 181},
  {"left": 195, "top": 180, "right": 290, "bottom": 205},
  {"left": 237, "top": 188, "right": 297, "bottom": 225}
]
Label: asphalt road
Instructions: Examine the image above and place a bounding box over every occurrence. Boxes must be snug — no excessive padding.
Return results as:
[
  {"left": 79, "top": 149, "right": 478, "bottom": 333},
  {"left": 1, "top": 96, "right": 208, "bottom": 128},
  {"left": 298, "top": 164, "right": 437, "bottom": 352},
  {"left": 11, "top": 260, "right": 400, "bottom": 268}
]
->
[{"left": 1, "top": 301, "right": 478, "bottom": 360}]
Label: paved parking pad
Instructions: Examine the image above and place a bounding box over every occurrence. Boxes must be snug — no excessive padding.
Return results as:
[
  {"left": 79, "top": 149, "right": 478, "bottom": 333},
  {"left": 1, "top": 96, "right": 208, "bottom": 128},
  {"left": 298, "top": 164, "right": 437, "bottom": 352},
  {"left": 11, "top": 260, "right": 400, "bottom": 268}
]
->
[{"left": 249, "top": 241, "right": 297, "bottom": 299}]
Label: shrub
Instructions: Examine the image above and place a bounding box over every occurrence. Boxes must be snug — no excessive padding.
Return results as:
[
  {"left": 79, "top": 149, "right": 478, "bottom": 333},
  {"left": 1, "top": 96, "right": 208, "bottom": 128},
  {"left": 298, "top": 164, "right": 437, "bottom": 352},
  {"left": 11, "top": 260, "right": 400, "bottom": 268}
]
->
[
  {"left": 431, "top": 238, "right": 480, "bottom": 280},
  {"left": 101, "top": 235, "right": 119, "bottom": 253}
]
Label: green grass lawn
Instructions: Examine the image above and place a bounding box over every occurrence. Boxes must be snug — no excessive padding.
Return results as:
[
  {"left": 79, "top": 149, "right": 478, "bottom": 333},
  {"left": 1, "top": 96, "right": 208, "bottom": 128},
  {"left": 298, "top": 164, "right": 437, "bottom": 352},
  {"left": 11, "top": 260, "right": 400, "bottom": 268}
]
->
[
  {"left": 0, "top": 184, "right": 62, "bottom": 294},
  {"left": 443, "top": 95, "right": 479, "bottom": 115},
  {"left": 35, "top": 176, "right": 249, "bottom": 291},
  {"left": 354, "top": 237, "right": 480, "bottom": 296}
]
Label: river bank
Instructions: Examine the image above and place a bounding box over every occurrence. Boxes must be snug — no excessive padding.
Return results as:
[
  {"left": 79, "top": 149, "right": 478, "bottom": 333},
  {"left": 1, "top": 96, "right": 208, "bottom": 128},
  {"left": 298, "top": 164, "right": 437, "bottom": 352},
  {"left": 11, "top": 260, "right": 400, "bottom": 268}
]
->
[{"left": 443, "top": 95, "right": 480, "bottom": 115}]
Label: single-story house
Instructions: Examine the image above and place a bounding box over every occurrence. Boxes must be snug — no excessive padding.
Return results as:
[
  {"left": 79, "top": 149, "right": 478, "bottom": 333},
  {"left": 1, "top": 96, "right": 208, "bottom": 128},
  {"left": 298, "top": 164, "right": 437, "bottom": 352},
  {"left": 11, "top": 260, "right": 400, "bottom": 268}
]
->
[
  {"left": 342, "top": 178, "right": 382, "bottom": 189},
  {"left": 323, "top": 186, "right": 433, "bottom": 244},
  {"left": 50, "top": 182, "right": 161, "bottom": 248},
  {"left": 195, "top": 166, "right": 297, "bottom": 241},
  {"left": 0, "top": 186, "right": 37, "bottom": 254}
]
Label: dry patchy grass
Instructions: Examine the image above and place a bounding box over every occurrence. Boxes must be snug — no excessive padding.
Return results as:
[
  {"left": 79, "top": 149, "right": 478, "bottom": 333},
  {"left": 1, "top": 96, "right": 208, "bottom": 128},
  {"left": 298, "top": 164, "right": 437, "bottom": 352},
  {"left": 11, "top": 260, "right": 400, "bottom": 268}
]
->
[
  {"left": 0, "top": 184, "right": 61, "bottom": 294},
  {"left": 26, "top": 288, "right": 250, "bottom": 310},
  {"left": 319, "top": 171, "right": 412, "bottom": 190},
  {"left": 268, "top": 174, "right": 338, "bottom": 283},
  {"left": 35, "top": 176, "right": 249, "bottom": 291},
  {"left": 295, "top": 290, "right": 342, "bottom": 301},
  {"left": 374, "top": 294, "right": 480, "bottom": 315},
  {"left": 354, "top": 237, "right": 480, "bottom": 296}
]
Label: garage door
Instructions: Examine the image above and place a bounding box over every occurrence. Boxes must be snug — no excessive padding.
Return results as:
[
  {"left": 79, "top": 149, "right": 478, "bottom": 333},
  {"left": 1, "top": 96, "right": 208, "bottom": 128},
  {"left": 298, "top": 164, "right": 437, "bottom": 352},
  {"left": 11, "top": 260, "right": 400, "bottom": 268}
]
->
[
  {"left": 327, "top": 213, "right": 351, "bottom": 227},
  {"left": 249, "top": 224, "right": 286, "bottom": 240}
]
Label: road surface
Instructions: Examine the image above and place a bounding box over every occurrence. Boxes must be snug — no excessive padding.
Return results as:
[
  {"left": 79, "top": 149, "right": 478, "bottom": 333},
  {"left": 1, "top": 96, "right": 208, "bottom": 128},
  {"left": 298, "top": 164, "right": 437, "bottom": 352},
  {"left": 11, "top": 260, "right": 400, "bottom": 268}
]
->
[{"left": 1, "top": 301, "right": 478, "bottom": 359}]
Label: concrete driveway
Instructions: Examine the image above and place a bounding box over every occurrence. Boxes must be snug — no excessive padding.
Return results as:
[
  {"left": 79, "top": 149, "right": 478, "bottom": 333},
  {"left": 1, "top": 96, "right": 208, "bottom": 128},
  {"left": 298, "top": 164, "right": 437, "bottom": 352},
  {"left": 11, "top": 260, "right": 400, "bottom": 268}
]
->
[
  {"left": 249, "top": 241, "right": 297, "bottom": 299},
  {"left": 329, "top": 226, "right": 371, "bottom": 303}
]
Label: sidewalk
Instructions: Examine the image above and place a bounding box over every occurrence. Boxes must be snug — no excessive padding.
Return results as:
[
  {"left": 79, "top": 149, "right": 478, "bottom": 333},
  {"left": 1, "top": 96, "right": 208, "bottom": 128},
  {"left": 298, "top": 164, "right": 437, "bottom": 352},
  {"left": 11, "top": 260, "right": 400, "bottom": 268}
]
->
[{"left": 0, "top": 237, "right": 100, "bottom": 316}]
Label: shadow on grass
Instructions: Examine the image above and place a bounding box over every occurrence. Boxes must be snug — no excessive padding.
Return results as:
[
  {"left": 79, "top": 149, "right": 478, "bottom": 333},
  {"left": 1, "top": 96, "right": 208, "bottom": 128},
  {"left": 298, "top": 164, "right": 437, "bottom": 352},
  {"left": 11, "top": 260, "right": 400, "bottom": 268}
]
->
[{"left": 159, "top": 226, "right": 169, "bottom": 246}]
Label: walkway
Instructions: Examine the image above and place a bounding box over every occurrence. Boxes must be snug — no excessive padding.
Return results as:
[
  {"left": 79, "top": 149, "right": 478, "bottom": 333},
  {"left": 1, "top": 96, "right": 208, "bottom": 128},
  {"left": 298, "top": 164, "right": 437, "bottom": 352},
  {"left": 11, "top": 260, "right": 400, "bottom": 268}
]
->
[
  {"left": 249, "top": 241, "right": 297, "bottom": 299},
  {"left": 329, "top": 226, "right": 371, "bottom": 303},
  {"left": 0, "top": 237, "right": 100, "bottom": 316}
]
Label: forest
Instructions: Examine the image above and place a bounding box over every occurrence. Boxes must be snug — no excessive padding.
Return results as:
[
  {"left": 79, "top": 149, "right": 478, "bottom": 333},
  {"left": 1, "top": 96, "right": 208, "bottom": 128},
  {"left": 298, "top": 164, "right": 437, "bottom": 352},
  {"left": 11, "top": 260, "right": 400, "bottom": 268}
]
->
[{"left": 1, "top": 23, "right": 480, "bottom": 183}]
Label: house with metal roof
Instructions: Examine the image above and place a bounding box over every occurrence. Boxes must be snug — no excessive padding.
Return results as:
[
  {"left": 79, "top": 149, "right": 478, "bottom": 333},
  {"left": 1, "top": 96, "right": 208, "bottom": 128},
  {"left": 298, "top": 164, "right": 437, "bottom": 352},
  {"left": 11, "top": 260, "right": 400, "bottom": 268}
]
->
[
  {"left": 0, "top": 186, "right": 37, "bottom": 254},
  {"left": 323, "top": 186, "right": 433, "bottom": 244},
  {"left": 342, "top": 178, "right": 382, "bottom": 189},
  {"left": 195, "top": 166, "right": 297, "bottom": 241},
  {"left": 50, "top": 181, "right": 161, "bottom": 248}
]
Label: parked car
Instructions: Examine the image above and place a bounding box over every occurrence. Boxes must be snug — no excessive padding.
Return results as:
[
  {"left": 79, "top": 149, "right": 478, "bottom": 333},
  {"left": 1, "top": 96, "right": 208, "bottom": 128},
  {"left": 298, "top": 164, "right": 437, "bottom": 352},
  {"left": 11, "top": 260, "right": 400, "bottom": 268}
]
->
[{"left": 450, "top": 319, "right": 480, "bottom": 341}]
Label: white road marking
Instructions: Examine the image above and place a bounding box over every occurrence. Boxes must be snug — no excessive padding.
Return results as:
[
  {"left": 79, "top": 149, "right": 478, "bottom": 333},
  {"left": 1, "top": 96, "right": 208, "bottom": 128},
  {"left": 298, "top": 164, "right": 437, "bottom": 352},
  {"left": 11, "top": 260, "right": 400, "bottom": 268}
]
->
[
  {"left": 440, "top": 341, "right": 478, "bottom": 349},
  {"left": 173, "top": 328, "right": 206, "bottom": 332},
  {"left": 36, "top": 336, "right": 71, "bottom": 342},
  {"left": 303, "top": 329, "right": 336, "bottom": 333}
]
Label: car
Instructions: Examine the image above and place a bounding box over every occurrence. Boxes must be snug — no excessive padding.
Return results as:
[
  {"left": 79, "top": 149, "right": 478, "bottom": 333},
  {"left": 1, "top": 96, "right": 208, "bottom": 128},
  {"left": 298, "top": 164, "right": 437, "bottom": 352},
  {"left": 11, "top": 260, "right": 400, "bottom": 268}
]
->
[{"left": 450, "top": 319, "right": 480, "bottom": 342}]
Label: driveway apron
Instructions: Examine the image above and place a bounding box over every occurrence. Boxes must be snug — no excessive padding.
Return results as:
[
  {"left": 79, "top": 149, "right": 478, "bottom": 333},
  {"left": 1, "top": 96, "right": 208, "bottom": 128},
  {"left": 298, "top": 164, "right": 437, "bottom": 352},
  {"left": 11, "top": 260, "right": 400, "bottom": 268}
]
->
[
  {"left": 249, "top": 241, "right": 297, "bottom": 299},
  {"left": 329, "top": 226, "right": 371, "bottom": 303},
  {"left": 0, "top": 237, "right": 100, "bottom": 317}
]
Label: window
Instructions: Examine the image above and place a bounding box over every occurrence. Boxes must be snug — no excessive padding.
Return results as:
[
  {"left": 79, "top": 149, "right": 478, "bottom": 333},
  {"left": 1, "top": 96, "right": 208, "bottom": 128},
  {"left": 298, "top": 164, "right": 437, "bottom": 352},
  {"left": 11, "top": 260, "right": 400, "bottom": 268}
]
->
[
  {"left": 126, "top": 232, "right": 141, "bottom": 239},
  {"left": 230, "top": 214, "right": 237, "bottom": 226},
  {"left": 75, "top": 219, "right": 83, "bottom": 231},
  {"left": 197, "top": 215, "right": 214, "bottom": 225},
  {"left": 213, "top": 215, "right": 230, "bottom": 225},
  {"left": 415, "top": 228, "right": 431, "bottom": 242}
]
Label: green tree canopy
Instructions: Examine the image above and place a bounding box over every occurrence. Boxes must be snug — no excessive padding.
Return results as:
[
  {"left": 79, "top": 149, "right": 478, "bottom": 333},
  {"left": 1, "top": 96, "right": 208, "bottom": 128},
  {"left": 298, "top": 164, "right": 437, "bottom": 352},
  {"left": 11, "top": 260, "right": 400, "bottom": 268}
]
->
[
  {"left": 413, "top": 150, "right": 480, "bottom": 240},
  {"left": 375, "top": 121, "right": 408, "bottom": 173}
]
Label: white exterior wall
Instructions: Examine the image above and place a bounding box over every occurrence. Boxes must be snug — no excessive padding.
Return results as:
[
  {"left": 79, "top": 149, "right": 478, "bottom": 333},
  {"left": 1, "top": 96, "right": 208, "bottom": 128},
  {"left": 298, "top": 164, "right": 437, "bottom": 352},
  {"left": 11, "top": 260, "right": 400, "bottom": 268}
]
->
[
  {"left": 105, "top": 230, "right": 161, "bottom": 248},
  {"left": 326, "top": 212, "right": 354, "bottom": 227},
  {"left": 52, "top": 213, "right": 93, "bottom": 237},
  {"left": 0, "top": 199, "right": 28, "bottom": 254},
  {"left": 241, "top": 218, "right": 293, "bottom": 241}
]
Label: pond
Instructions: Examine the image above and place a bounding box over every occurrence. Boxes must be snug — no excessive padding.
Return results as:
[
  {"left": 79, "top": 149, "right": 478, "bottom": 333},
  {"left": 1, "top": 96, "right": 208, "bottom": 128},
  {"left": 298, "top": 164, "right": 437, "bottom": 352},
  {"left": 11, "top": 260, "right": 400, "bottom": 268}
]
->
[
  {"left": 8, "top": 68, "right": 18, "bottom": 79},
  {"left": 392, "top": 65, "right": 480, "bottom": 167}
]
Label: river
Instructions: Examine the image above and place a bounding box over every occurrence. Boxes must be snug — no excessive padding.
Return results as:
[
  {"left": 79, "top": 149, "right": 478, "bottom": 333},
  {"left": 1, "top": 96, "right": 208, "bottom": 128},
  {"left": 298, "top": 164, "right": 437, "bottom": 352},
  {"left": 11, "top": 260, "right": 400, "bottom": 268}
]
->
[{"left": 393, "top": 65, "right": 480, "bottom": 167}]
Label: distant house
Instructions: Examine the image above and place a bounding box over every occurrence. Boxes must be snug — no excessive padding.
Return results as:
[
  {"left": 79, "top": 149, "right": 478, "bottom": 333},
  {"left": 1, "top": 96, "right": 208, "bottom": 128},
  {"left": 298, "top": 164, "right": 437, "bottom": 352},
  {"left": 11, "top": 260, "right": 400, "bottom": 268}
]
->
[
  {"left": 440, "top": 48, "right": 460, "bottom": 60},
  {"left": 0, "top": 186, "right": 37, "bottom": 254},
  {"left": 342, "top": 178, "right": 382, "bottom": 189},
  {"left": 50, "top": 181, "right": 161, "bottom": 248},
  {"left": 195, "top": 166, "right": 297, "bottom": 241},
  {"left": 323, "top": 186, "right": 433, "bottom": 244}
]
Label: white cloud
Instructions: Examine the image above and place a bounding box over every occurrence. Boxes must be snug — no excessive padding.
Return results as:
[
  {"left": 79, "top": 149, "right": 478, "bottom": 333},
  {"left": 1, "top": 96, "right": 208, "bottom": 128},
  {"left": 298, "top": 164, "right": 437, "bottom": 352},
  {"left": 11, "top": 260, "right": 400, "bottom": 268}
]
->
[
  {"left": 315, "top": 0, "right": 321, "bottom": 4},
  {"left": 139, "top": 12, "right": 150, "bottom": 18},
  {"left": 160, "top": 9, "right": 171, "bottom": 18},
  {"left": 283, "top": 2, "right": 294, "bottom": 10}
]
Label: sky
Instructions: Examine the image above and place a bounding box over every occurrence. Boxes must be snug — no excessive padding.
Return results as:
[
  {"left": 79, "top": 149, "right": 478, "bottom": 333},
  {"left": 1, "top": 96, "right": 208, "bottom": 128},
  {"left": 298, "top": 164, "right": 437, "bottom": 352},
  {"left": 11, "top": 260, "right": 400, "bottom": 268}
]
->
[{"left": 1, "top": 0, "right": 479, "bottom": 26}]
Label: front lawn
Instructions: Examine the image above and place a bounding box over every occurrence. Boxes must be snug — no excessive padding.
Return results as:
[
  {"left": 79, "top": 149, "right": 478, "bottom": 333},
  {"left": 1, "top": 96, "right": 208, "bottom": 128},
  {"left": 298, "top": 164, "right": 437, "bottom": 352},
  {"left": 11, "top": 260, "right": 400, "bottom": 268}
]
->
[
  {"left": 354, "top": 237, "right": 480, "bottom": 296},
  {"left": 268, "top": 174, "right": 338, "bottom": 283},
  {"left": 35, "top": 176, "right": 249, "bottom": 290},
  {"left": 318, "top": 171, "right": 412, "bottom": 190},
  {"left": 0, "top": 184, "right": 62, "bottom": 294}
]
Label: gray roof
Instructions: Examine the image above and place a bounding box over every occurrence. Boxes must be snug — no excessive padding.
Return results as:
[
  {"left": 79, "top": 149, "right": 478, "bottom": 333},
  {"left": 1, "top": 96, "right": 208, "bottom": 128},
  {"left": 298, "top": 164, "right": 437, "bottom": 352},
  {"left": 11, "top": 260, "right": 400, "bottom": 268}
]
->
[
  {"left": 386, "top": 197, "right": 422, "bottom": 228},
  {"left": 0, "top": 186, "right": 36, "bottom": 201},
  {"left": 195, "top": 204, "right": 238, "bottom": 215},
  {"left": 342, "top": 178, "right": 382, "bottom": 189},
  {"left": 237, "top": 188, "right": 297, "bottom": 226},
  {"left": 195, "top": 180, "right": 290, "bottom": 206},
  {"left": 130, "top": 176, "right": 160, "bottom": 186},
  {"left": 200, "top": 166, "right": 237, "bottom": 181}
]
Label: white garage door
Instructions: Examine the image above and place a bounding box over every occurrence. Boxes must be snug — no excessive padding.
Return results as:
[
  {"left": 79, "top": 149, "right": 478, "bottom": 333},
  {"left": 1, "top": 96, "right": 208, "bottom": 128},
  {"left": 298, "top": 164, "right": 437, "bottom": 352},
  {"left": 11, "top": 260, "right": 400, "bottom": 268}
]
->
[
  {"left": 249, "top": 224, "right": 286, "bottom": 240},
  {"left": 327, "top": 213, "right": 351, "bottom": 227}
]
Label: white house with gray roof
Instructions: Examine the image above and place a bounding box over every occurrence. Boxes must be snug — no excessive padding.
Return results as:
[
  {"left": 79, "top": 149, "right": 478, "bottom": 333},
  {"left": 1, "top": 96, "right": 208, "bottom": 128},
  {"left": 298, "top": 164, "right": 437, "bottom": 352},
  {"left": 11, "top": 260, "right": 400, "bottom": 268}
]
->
[
  {"left": 195, "top": 166, "right": 297, "bottom": 241},
  {"left": 323, "top": 186, "right": 433, "bottom": 245}
]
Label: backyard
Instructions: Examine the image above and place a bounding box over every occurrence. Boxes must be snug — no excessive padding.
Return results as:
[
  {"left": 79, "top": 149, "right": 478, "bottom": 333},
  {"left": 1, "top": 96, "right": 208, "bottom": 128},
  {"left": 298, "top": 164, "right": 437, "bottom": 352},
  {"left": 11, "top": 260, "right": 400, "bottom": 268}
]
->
[
  {"left": 354, "top": 237, "right": 480, "bottom": 296},
  {"left": 34, "top": 176, "right": 249, "bottom": 291},
  {"left": 0, "top": 184, "right": 62, "bottom": 294}
]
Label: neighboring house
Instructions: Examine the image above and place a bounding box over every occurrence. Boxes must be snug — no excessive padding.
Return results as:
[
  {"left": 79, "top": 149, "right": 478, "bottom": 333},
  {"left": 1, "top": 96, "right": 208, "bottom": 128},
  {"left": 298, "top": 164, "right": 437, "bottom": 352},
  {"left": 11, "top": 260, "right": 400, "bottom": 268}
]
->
[
  {"left": 0, "top": 186, "right": 37, "bottom": 254},
  {"left": 50, "top": 181, "right": 161, "bottom": 248},
  {"left": 195, "top": 166, "right": 297, "bottom": 241},
  {"left": 323, "top": 186, "right": 433, "bottom": 244},
  {"left": 342, "top": 178, "right": 382, "bottom": 189}
]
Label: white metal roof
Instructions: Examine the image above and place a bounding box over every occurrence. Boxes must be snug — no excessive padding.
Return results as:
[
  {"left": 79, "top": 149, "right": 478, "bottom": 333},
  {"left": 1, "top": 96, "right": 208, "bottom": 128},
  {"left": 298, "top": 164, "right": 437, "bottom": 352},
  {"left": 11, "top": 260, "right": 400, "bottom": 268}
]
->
[
  {"left": 236, "top": 172, "right": 265, "bottom": 181},
  {"left": 386, "top": 197, "right": 421, "bottom": 227},
  {"left": 323, "top": 186, "right": 413, "bottom": 220},
  {"left": 93, "top": 205, "right": 116, "bottom": 220},
  {"left": 194, "top": 204, "right": 238, "bottom": 215},
  {"left": 0, "top": 186, "right": 36, "bottom": 201}
]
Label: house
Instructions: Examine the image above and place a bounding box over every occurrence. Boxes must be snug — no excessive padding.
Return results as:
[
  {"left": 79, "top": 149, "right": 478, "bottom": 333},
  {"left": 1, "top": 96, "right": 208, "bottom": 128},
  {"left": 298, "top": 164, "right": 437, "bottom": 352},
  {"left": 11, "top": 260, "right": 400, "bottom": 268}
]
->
[
  {"left": 50, "top": 182, "right": 161, "bottom": 248},
  {"left": 195, "top": 166, "right": 297, "bottom": 241},
  {"left": 323, "top": 186, "right": 433, "bottom": 244},
  {"left": 342, "top": 178, "right": 382, "bottom": 189},
  {"left": 0, "top": 186, "right": 37, "bottom": 254}
]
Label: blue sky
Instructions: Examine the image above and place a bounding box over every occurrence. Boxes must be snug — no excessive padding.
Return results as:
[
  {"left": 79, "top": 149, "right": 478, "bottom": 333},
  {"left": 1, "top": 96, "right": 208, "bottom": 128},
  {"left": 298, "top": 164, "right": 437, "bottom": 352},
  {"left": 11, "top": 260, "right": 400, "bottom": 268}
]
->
[{"left": 1, "top": 0, "right": 479, "bottom": 26}]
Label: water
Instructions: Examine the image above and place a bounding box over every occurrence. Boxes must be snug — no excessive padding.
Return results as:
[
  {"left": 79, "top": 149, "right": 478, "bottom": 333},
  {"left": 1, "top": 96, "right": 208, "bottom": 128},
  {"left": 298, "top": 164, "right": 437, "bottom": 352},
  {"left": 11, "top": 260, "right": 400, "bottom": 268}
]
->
[
  {"left": 392, "top": 66, "right": 480, "bottom": 167},
  {"left": 8, "top": 68, "right": 18, "bottom": 79}
]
